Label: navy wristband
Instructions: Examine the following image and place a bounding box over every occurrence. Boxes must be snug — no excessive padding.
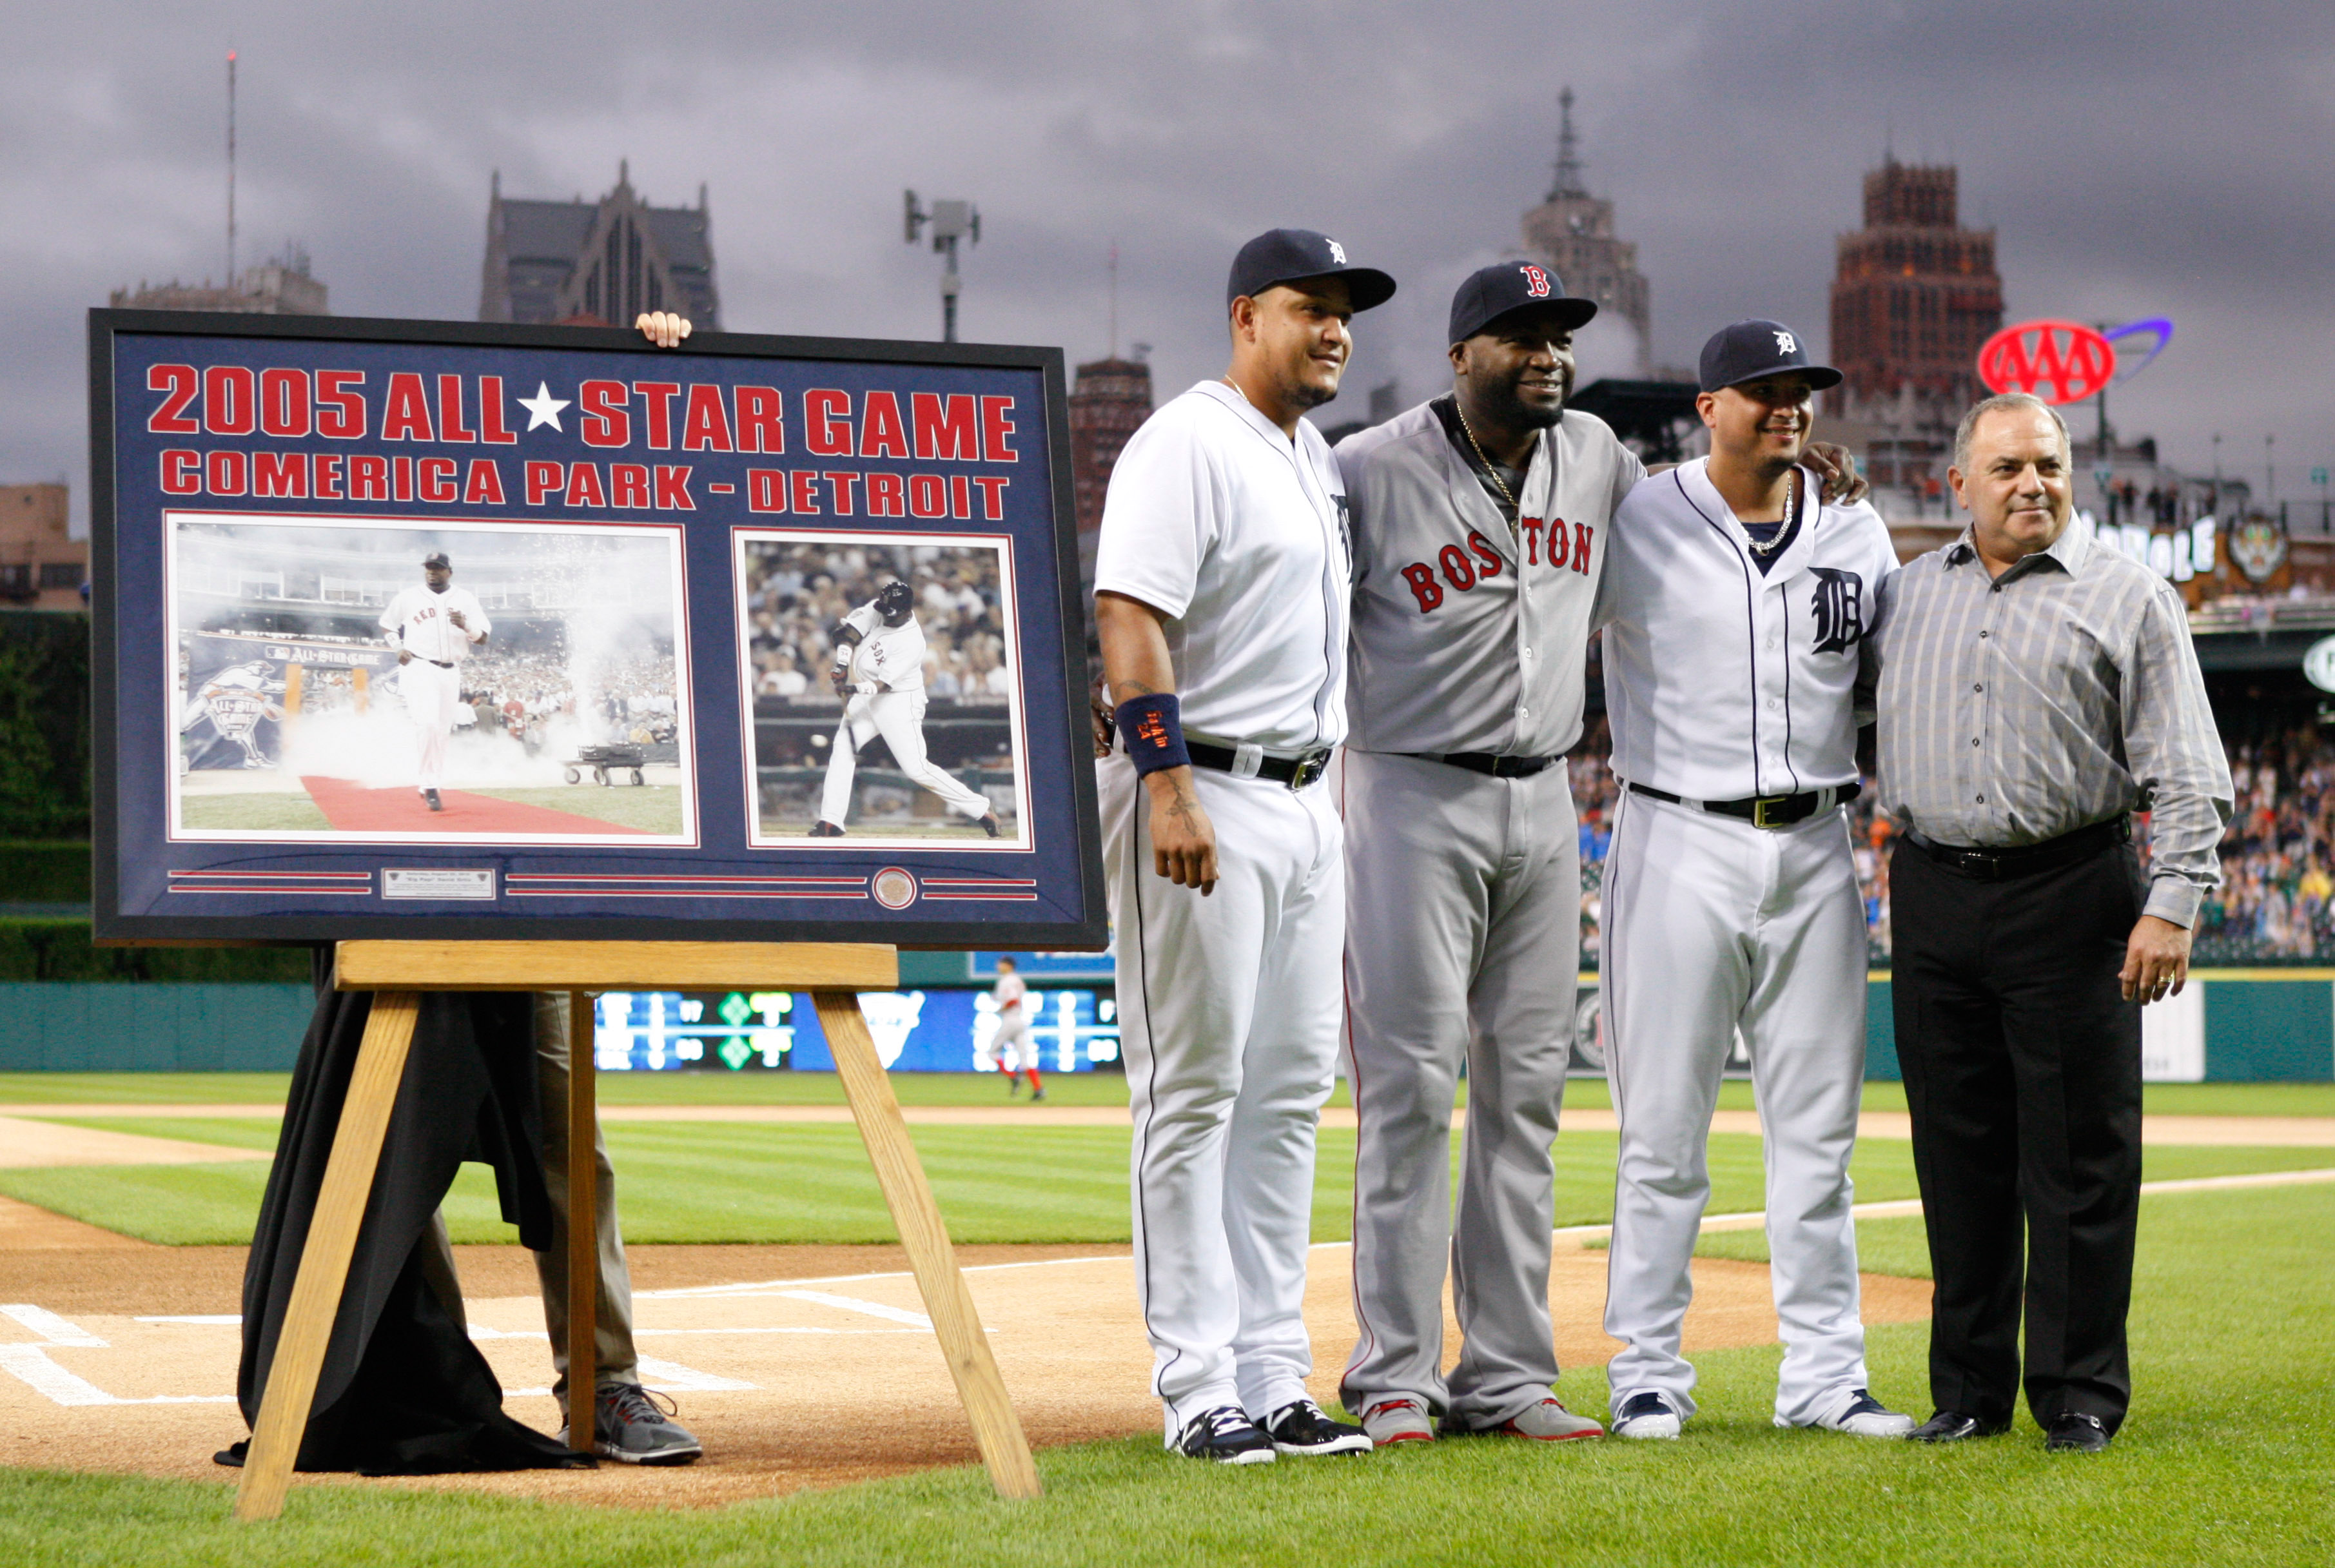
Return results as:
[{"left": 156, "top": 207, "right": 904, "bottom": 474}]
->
[{"left": 1114, "top": 694, "right": 1191, "bottom": 778}]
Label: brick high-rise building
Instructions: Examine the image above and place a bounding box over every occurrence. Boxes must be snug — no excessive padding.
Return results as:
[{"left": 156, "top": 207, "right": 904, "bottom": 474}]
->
[
  {"left": 0, "top": 484, "right": 84, "bottom": 609},
  {"left": 1068, "top": 356, "right": 1153, "bottom": 594},
  {"left": 480, "top": 162, "right": 719, "bottom": 329},
  {"left": 1828, "top": 159, "right": 2002, "bottom": 426}
]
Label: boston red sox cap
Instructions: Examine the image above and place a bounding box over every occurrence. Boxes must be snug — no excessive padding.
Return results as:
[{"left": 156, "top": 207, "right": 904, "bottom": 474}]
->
[
  {"left": 1448, "top": 260, "right": 1598, "bottom": 344},
  {"left": 1698, "top": 319, "right": 1843, "bottom": 394},
  {"left": 1226, "top": 228, "right": 1396, "bottom": 313},
  {"left": 422, "top": 551, "right": 451, "bottom": 569}
]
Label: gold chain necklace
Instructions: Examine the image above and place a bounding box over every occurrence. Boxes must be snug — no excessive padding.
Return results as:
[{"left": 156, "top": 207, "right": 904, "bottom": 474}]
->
[{"left": 1452, "top": 400, "right": 1521, "bottom": 511}]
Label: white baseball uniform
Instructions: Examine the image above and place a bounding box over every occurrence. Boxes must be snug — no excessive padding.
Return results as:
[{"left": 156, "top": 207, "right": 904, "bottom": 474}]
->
[
  {"left": 981, "top": 970, "right": 1035, "bottom": 1073},
  {"left": 1334, "top": 397, "right": 1641, "bottom": 1428},
  {"left": 1095, "top": 378, "right": 1349, "bottom": 1441},
  {"left": 378, "top": 583, "right": 489, "bottom": 790},
  {"left": 1594, "top": 457, "right": 1899, "bottom": 1427},
  {"left": 817, "top": 600, "right": 992, "bottom": 828}
]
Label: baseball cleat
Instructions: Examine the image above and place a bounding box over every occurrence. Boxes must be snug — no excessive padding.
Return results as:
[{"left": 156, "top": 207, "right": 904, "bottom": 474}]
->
[
  {"left": 1264, "top": 1399, "right": 1373, "bottom": 1456},
  {"left": 1177, "top": 1406, "right": 1276, "bottom": 1465},
  {"left": 1611, "top": 1391, "right": 1683, "bottom": 1440},
  {"left": 808, "top": 820, "right": 846, "bottom": 838},
  {"left": 1479, "top": 1397, "right": 1604, "bottom": 1442},
  {"left": 1028, "top": 1088, "right": 1045, "bottom": 1101},
  {"left": 557, "top": 1383, "right": 701, "bottom": 1465},
  {"left": 423, "top": 789, "right": 443, "bottom": 812},
  {"left": 977, "top": 812, "right": 1001, "bottom": 838},
  {"left": 1806, "top": 1387, "right": 1918, "bottom": 1438},
  {"left": 1359, "top": 1397, "right": 1436, "bottom": 1446}
]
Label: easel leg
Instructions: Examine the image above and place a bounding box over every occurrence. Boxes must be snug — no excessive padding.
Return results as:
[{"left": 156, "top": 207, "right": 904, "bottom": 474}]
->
[
  {"left": 566, "top": 991, "right": 598, "bottom": 1456},
  {"left": 814, "top": 990, "right": 1042, "bottom": 1500},
  {"left": 235, "top": 992, "right": 420, "bottom": 1522}
]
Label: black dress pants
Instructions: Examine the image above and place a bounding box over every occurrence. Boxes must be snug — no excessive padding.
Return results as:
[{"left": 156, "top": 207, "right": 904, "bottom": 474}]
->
[{"left": 1888, "top": 836, "right": 2144, "bottom": 1433}]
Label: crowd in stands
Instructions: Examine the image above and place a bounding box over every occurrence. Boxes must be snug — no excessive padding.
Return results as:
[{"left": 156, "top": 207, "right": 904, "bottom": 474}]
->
[
  {"left": 1567, "top": 712, "right": 2335, "bottom": 966},
  {"left": 743, "top": 544, "right": 1012, "bottom": 701},
  {"left": 454, "top": 645, "right": 680, "bottom": 749}
]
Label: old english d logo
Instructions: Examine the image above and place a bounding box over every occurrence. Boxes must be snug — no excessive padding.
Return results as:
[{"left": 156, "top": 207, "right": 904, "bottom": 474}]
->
[{"left": 1810, "top": 567, "right": 1865, "bottom": 653}]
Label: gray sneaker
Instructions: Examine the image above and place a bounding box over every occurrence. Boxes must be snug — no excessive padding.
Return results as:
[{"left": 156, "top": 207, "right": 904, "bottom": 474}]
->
[{"left": 560, "top": 1382, "right": 703, "bottom": 1465}]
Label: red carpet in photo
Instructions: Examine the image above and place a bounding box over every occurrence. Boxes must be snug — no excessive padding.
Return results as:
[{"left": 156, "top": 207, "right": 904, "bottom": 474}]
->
[{"left": 300, "top": 776, "right": 650, "bottom": 835}]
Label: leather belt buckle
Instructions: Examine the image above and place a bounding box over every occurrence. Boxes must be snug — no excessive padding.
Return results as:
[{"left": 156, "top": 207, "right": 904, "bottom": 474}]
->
[{"left": 1289, "top": 749, "right": 1331, "bottom": 792}]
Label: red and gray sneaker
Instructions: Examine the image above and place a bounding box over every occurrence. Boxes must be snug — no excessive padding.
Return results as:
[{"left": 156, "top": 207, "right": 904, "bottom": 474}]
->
[
  {"left": 560, "top": 1382, "right": 703, "bottom": 1465},
  {"left": 1475, "top": 1397, "right": 1604, "bottom": 1442},
  {"left": 1177, "top": 1405, "right": 1276, "bottom": 1465},
  {"left": 1360, "top": 1397, "right": 1437, "bottom": 1446},
  {"left": 1265, "top": 1398, "right": 1373, "bottom": 1456}
]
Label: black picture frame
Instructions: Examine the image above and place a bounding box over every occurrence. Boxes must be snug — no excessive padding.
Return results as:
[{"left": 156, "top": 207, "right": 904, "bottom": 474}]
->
[{"left": 89, "top": 309, "right": 1104, "bottom": 949}]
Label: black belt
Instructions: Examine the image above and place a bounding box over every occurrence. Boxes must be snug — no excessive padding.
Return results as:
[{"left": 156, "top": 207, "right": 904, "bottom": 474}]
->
[
  {"left": 1187, "top": 741, "right": 1333, "bottom": 791},
  {"left": 1628, "top": 779, "right": 1859, "bottom": 829},
  {"left": 424, "top": 658, "right": 454, "bottom": 669},
  {"left": 1904, "top": 817, "right": 2128, "bottom": 882},
  {"left": 1409, "top": 752, "right": 1561, "bottom": 779}
]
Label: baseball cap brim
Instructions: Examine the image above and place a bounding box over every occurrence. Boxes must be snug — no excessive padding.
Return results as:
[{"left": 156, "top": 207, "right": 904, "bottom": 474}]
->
[
  {"left": 1467, "top": 297, "right": 1600, "bottom": 342},
  {"left": 1244, "top": 266, "right": 1398, "bottom": 313},
  {"left": 1715, "top": 363, "right": 1844, "bottom": 393}
]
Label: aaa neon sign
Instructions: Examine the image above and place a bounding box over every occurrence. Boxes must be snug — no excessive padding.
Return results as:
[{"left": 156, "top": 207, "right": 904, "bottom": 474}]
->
[{"left": 1977, "top": 317, "right": 2174, "bottom": 405}]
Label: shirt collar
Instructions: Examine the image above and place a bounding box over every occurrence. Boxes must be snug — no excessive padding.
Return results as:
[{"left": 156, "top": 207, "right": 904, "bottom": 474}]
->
[
  {"left": 1192, "top": 378, "right": 1298, "bottom": 451},
  {"left": 1943, "top": 510, "right": 2092, "bottom": 579}
]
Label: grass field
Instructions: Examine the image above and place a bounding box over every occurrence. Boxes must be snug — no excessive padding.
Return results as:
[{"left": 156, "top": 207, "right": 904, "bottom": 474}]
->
[
  {"left": 8, "top": 1070, "right": 2334, "bottom": 1117},
  {"left": 3, "top": 1181, "right": 2327, "bottom": 1567},
  {"left": 5, "top": 1108, "right": 2329, "bottom": 1248},
  {"left": 171, "top": 785, "right": 684, "bottom": 834}
]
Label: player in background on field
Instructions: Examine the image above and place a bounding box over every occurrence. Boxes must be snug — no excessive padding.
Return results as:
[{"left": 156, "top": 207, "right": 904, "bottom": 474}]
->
[
  {"left": 812, "top": 580, "right": 1001, "bottom": 838},
  {"left": 378, "top": 551, "right": 489, "bottom": 812},
  {"left": 1595, "top": 320, "right": 1914, "bottom": 1443},
  {"left": 981, "top": 956, "right": 1044, "bottom": 1099}
]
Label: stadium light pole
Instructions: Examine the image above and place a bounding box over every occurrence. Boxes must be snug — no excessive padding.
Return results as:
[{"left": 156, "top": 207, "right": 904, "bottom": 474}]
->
[{"left": 904, "top": 190, "right": 981, "bottom": 343}]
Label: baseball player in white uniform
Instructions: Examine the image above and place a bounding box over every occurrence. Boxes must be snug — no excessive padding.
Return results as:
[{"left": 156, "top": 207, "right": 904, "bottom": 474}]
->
[
  {"left": 1093, "top": 228, "right": 1391, "bottom": 1465},
  {"left": 1596, "top": 320, "right": 1913, "bottom": 1440},
  {"left": 811, "top": 579, "right": 999, "bottom": 838},
  {"left": 1335, "top": 262, "right": 1639, "bottom": 1446},
  {"left": 378, "top": 551, "right": 489, "bottom": 810},
  {"left": 979, "top": 956, "right": 1044, "bottom": 1099}
]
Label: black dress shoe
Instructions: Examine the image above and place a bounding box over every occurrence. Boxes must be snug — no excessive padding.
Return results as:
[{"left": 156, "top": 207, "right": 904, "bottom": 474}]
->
[
  {"left": 1908, "top": 1411, "right": 2009, "bottom": 1443},
  {"left": 2043, "top": 1412, "right": 2112, "bottom": 1453}
]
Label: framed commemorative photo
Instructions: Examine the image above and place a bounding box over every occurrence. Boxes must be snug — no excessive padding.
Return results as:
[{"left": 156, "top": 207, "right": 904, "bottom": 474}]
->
[{"left": 90, "top": 311, "right": 1104, "bottom": 946}]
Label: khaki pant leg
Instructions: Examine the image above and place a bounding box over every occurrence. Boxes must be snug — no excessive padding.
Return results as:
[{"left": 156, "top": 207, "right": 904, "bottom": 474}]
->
[{"left": 530, "top": 991, "right": 639, "bottom": 1396}]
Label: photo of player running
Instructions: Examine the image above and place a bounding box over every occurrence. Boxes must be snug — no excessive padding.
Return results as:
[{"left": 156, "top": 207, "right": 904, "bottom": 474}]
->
[
  {"left": 166, "top": 513, "right": 694, "bottom": 845},
  {"left": 734, "top": 531, "right": 1030, "bottom": 848}
]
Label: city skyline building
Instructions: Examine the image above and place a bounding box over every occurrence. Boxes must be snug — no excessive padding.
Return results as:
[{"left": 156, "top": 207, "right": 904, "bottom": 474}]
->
[
  {"left": 1827, "top": 158, "right": 2002, "bottom": 429},
  {"left": 1066, "top": 355, "right": 1153, "bottom": 610},
  {"left": 1518, "top": 87, "right": 1650, "bottom": 375},
  {"left": 0, "top": 484, "right": 84, "bottom": 609},
  {"left": 108, "top": 245, "right": 328, "bottom": 316},
  {"left": 479, "top": 162, "right": 719, "bottom": 329}
]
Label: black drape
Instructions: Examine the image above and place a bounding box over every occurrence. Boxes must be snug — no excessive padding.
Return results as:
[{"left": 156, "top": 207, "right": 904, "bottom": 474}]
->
[{"left": 218, "top": 962, "right": 589, "bottom": 1474}]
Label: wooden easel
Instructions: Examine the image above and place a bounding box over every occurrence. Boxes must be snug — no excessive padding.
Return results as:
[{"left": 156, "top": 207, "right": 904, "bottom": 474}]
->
[{"left": 231, "top": 940, "right": 1041, "bottom": 1520}]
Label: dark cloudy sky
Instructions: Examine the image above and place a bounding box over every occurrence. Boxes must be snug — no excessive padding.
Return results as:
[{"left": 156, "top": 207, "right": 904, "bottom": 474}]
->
[{"left": 10, "top": 1, "right": 2332, "bottom": 529}]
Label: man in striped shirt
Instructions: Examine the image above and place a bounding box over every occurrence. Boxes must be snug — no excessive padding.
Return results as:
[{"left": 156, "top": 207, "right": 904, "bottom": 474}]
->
[{"left": 1873, "top": 391, "right": 2232, "bottom": 1455}]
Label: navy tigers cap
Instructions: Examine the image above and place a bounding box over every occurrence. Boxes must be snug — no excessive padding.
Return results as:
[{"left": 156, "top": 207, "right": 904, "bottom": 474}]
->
[
  {"left": 422, "top": 551, "right": 452, "bottom": 569},
  {"left": 1449, "top": 260, "right": 1598, "bottom": 344},
  {"left": 1697, "top": 319, "right": 1843, "bottom": 393},
  {"left": 1226, "top": 228, "right": 1396, "bottom": 312}
]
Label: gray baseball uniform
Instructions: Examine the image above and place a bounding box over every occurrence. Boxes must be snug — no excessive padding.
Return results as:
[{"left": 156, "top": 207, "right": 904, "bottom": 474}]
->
[{"left": 1336, "top": 396, "right": 1641, "bottom": 1427}]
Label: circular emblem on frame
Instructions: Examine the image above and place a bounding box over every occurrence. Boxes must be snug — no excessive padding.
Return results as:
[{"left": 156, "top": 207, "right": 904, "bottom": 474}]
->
[{"left": 871, "top": 867, "right": 919, "bottom": 910}]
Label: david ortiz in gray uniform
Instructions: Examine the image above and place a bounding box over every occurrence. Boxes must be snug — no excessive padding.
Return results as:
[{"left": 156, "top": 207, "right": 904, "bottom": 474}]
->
[{"left": 1333, "top": 262, "right": 1639, "bottom": 1444}]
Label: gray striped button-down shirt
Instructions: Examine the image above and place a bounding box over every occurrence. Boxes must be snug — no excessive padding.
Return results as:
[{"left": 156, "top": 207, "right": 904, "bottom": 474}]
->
[{"left": 1874, "top": 514, "right": 2232, "bottom": 928}]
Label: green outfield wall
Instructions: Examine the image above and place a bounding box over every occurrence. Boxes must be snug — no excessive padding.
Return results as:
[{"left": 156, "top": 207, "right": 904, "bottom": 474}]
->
[{"left": 0, "top": 973, "right": 2330, "bottom": 1079}]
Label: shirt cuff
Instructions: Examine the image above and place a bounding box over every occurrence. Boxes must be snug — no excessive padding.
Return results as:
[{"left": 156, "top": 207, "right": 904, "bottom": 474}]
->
[{"left": 2142, "top": 874, "right": 2203, "bottom": 930}]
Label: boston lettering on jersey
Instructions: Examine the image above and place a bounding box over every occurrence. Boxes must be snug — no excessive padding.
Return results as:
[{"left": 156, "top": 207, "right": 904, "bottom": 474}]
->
[
  {"left": 141, "top": 366, "right": 1021, "bottom": 516},
  {"left": 1396, "top": 518, "right": 1594, "bottom": 613}
]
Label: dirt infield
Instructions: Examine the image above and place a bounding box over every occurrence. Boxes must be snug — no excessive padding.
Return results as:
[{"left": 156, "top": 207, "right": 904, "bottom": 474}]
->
[{"left": 0, "top": 1224, "right": 1930, "bottom": 1509}]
